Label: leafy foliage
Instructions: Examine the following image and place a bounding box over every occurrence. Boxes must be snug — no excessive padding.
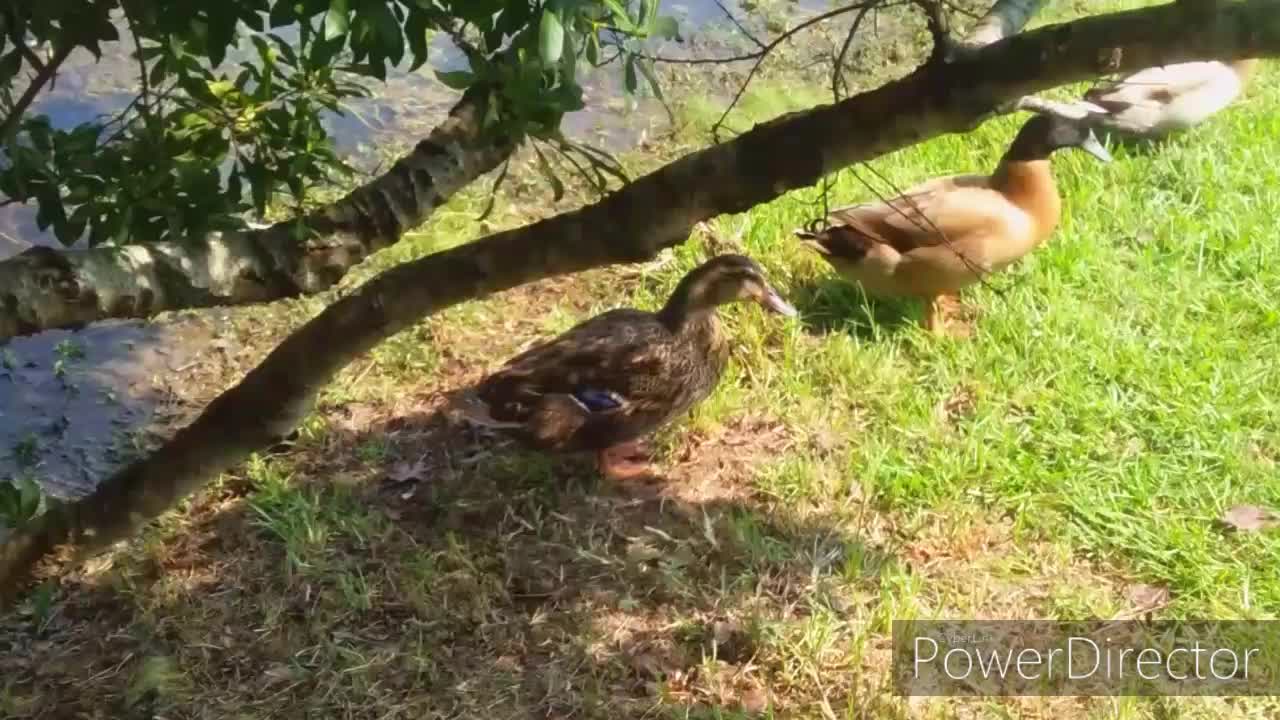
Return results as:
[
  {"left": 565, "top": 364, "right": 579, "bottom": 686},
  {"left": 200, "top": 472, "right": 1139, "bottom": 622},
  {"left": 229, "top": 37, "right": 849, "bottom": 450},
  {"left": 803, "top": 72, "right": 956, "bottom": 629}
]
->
[
  {"left": 0, "top": 474, "right": 43, "bottom": 530},
  {"left": 0, "top": 0, "right": 681, "bottom": 247}
]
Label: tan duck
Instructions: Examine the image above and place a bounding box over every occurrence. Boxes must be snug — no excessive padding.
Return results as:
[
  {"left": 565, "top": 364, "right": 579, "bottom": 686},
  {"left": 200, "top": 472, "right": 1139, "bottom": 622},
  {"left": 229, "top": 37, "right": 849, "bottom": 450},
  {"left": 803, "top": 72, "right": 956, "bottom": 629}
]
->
[
  {"left": 451, "top": 254, "right": 796, "bottom": 479},
  {"left": 794, "top": 114, "right": 1111, "bottom": 335},
  {"left": 1084, "top": 59, "right": 1259, "bottom": 139}
]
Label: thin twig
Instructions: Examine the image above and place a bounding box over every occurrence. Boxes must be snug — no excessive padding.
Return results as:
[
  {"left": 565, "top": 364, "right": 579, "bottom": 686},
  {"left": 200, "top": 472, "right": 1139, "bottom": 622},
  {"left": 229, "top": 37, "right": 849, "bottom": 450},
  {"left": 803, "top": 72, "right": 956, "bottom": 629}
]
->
[
  {"left": 713, "top": 0, "right": 767, "bottom": 50},
  {"left": 831, "top": 3, "right": 879, "bottom": 102},
  {"left": 555, "top": 143, "right": 607, "bottom": 196},
  {"left": 476, "top": 157, "right": 511, "bottom": 222},
  {"left": 18, "top": 43, "right": 46, "bottom": 74},
  {"left": 0, "top": 42, "right": 73, "bottom": 141},
  {"left": 912, "top": 0, "right": 954, "bottom": 64},
  {"left": 123, "top": 7, "right": 154, "bottom": 125},
  {"left": 850, "top": 161, "right": 1002, "bottom": 292},
  {"left": 640, "top": 2, "right": 884, "bottom": 66},
  {"left": 942, "top": 0, "right": 983, "bottom": 19},
  {"left": 705, "top": 1, "right": 897, "bottom": 141}
]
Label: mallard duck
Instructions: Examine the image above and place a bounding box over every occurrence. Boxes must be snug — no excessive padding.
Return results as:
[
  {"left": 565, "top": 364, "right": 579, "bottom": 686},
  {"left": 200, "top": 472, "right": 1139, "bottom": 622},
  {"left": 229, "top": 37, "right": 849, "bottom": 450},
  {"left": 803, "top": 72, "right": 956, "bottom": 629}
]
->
[
  {"left": 794, "top": 113, "right": 1111, "bottom": 335},
  {"left": 451, "top": 254, "right": 797, "bottom": 479},
  {"left": 1083, "top": 59, "right": 1259, "bottom": 139}
]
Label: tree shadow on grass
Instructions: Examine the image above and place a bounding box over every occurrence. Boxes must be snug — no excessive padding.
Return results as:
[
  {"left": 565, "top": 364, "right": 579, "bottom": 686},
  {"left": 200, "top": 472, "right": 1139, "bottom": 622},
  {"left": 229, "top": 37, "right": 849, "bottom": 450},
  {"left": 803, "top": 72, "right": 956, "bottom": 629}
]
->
[
  {"left": 789, "top": 275, "right": 920, "bottom": 341},
  {"left": 0, "top": 396, "right": 907, "bottom": 719}
]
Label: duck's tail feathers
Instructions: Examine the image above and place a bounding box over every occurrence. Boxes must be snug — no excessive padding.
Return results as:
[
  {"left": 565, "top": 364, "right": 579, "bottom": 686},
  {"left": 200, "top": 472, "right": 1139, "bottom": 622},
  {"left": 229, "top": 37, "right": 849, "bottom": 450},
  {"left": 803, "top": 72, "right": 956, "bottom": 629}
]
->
[{"left": 795, "top": 225, "right": 878, "bottom": 263}]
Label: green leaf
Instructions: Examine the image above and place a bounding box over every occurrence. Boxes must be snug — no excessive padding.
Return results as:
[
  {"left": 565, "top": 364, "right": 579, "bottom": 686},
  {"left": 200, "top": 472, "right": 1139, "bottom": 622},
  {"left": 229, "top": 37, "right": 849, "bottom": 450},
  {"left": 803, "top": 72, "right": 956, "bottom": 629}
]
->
[
  {"left": 584, "top": 29, "right": 599, "bottom": 65},
  {"left": 554, "top": 81, "right": 585, "bottom": 113},
  {"left": 310, "top": 35, "right": 345, "bottom": 67},
  {"left": 66, "top": 204, "right": 92, "bottom": 242},
  {"left": 206, "top": 7, "right": 239, "bottom": 66},
  {"left": 24, "top": 117, "right": 52, "bottom": 152},
  {"left": 405, "top": 7, "right": 430, "bottom": 72},
  {"left": 434, "top": 70, "right": 474, "bottom": 90},
  {"left": 364, "top": 0, "right": 404, "bottom": 66},
  {"left": 599, "top": 0, "right": 634, "bottom": 31},
  {"left": 652, "top": 15, "right": 681, "bottom": 41},
  {"left": 559, "top": 27, "right": 577, "bottom": 83},
  {"left": 268, "top": 1, "right": 297, "bottom": 28},
  {"left": 148, "top": 56, "right": 168, "bottom": 86},
  {"left": 251, "top": 35, "right": 276, "bottom": 66},
  {"left": 538, "top": 7, "right": 565, "bottom": 65},
  {"left": 207, "top": 80, "right": 237, "bottom": 99},
  {"left": 324, "top": 0, "right": 350, "bottom": 41},
  {"left": 482, "top": 90, "right": 501, "bottom": 130},
  {"left": 623, "top": 53, "right": 638, "bottom": 95},
  {"left": 227, "top": 165, "right": 243, "bottom": 204},
  {"left": 0, "top": 50, "right": 21, "bottom": 83},
  {"left": 267, "top": 33, "right": 298, "bottom": 67}
]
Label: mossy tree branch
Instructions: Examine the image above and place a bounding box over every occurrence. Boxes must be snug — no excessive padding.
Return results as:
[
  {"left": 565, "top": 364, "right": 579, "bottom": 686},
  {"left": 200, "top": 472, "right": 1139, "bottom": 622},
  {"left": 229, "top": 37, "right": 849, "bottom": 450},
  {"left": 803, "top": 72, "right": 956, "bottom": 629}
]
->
[{"left": 0, "top": 86, "right": 513, "bottom": 343}]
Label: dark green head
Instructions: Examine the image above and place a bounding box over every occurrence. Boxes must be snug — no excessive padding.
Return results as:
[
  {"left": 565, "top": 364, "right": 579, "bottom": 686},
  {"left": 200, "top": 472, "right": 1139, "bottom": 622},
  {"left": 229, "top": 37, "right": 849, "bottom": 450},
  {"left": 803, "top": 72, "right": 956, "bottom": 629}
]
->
[
  {"left": 659, "top": 253, "right": 797, "bottom": 327},
  {"left": 1005, "top": 114, "right": 1113, "bottom": 163}
]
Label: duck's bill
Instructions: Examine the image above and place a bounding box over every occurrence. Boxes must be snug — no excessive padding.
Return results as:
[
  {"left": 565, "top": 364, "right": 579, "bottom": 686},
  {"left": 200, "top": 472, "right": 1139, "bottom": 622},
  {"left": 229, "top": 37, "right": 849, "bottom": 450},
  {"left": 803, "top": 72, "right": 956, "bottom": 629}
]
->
[
  {"left": 760, "top": 289, "right": 799, "bottom": 317},
  {"left": 1079, "top": 131, "right": 1113, "bottom": 162}
]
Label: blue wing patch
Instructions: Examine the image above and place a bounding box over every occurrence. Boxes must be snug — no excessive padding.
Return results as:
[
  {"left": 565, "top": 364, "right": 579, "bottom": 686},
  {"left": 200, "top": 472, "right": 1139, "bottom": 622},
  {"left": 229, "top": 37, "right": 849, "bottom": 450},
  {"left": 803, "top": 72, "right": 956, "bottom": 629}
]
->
[{"left": 572, "top": 388, "right": 623, "bottom": 412}]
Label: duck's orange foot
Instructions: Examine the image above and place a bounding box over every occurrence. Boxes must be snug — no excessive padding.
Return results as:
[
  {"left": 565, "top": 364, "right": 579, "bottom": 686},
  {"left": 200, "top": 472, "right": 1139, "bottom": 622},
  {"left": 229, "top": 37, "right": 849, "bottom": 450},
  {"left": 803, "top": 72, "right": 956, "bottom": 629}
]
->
[
  {"left": 923, "top": 294, "right": 974, "bottom": 338},
  {"left": 596, "top": 441, "right": 659, "bottom": 482}
]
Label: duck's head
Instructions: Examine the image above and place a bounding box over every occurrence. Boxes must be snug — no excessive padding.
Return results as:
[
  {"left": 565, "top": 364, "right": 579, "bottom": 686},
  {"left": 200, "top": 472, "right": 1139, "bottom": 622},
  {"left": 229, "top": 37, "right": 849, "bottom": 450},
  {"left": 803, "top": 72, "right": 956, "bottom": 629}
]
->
[
  {"left": 1008, "top": 114, "right": 1113, "bottom": 163},
  {"left": 662, "top": 254, "right": 797, "bottom": 323}
]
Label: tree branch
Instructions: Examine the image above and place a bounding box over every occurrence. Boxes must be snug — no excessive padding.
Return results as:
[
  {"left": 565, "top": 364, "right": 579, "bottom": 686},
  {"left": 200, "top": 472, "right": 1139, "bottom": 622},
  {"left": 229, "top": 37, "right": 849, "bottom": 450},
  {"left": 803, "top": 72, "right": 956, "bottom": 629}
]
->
[
  {"left": 642, "top": 1, "right": 886, "bottom": 66},
  {"left": 17, "top": 43, "right": 46, "bottom": 74},
  {"left": 3, "top": 0, "right": 1278, "bottom": 607},
  {"left": 913, "top": 0, "right": 955, "bottom": 65},
  {"left": 712, "top": 0, "right": 767, "bottom": 50},
  {"left": 702, "top": 1, "right": 899, "bottom": 140},
  {"left": 0, "top": 42, "right": 73, "bottom": 141},
  {"left": 0, "top": 85, "right": 514, "bottom": 343},
  {"left": 832, "top": 4, "right": 882, "bottom": 100}
]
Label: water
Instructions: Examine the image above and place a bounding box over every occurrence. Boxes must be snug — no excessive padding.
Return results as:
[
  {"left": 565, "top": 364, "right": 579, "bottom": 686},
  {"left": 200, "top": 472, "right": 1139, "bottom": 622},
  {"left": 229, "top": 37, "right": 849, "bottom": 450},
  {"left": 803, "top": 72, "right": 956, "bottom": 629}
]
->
[{"left": 0, "top": 0, "right": 830, "bottom": 499}]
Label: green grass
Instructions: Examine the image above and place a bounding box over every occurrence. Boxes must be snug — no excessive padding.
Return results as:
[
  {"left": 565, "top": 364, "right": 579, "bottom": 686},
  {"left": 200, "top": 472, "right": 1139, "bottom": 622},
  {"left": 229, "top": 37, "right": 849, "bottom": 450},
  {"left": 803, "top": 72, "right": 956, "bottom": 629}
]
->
[
  {"left": 717, "top": 74, "right": 1280, "bottom": 618},
  {"left": 4, "top": 2, "right": 1280, "bottom": 717}
]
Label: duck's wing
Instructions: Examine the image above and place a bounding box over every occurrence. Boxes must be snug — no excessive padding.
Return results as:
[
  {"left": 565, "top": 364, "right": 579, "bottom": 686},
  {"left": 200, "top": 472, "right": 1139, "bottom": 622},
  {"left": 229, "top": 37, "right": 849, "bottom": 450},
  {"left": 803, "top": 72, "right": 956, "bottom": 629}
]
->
[
  {"left": 1084, "top": 62, "right": 1231, "bottom": 109},
  {"left": 473, "top": 310, "right": 677, "bottom": 424},
  {"left": 1087, "top": 62, "right": 1248, "bottom": 134},
  {"left": 821, "top": 175, "right": 1004, "bottom": 255}
]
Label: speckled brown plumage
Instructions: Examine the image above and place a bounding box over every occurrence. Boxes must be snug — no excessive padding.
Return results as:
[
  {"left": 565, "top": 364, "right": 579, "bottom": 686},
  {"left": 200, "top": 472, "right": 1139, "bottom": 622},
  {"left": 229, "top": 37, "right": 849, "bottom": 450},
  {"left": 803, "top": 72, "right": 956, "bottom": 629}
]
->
[
  {"left": 452, "top": 254, "right": 797, "bottom": 479},
  {"left": 474, "top": 308, "right": 729, "bottom": 452}
]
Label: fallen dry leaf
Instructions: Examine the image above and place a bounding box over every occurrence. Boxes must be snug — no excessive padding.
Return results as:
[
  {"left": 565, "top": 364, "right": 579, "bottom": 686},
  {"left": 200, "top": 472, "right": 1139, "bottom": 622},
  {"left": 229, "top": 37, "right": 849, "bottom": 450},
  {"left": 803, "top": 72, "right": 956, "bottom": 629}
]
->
[
  {"left": 386, "top": 455, "right": 430, "bottom": 486},
  {"left": 494, "top": 655, "right": 522, "bottom": 673},
  {"left": 1126, "top": 583, "right": 1170, "bottom": 610},
  {"left": 740, "top": 686, "right": 770, "bottom": 714},
  {"left": 934, "top": 384, "right": 976, "bottom": 427},
  {"left": 329, "top": 402, "right": 380, "bottom": 434},
  {"left": 1222, "top": 505, "right": 1280, "bottom": 533},
  {"left": 262, "top": 663, "right": 300, "bottom": 684}
]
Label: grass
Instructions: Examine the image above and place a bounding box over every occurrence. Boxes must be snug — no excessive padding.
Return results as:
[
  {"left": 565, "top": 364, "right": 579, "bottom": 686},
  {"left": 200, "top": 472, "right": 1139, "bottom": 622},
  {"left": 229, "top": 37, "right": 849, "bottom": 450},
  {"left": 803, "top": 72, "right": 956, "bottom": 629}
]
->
[{"left": 3, "top": 1, "right": 1280, "bottom": 717}]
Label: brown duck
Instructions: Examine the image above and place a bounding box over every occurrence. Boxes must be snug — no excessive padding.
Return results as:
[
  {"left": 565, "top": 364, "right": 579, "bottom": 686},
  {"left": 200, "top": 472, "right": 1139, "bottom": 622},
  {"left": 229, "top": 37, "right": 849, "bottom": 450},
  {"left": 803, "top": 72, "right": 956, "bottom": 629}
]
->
[
  {"left": 794, "top": 114, "right": 1111, "bottom": 335},
  {"left": 451, "top": 254, "right": 797, "bottom": 479}
]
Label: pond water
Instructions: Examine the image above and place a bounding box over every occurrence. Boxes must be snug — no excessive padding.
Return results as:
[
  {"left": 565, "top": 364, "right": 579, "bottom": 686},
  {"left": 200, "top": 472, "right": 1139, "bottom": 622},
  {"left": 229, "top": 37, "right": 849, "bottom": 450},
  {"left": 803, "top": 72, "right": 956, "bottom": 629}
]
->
[{"left": 0, "top": 0, "right": 829, "bottom": 500}]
